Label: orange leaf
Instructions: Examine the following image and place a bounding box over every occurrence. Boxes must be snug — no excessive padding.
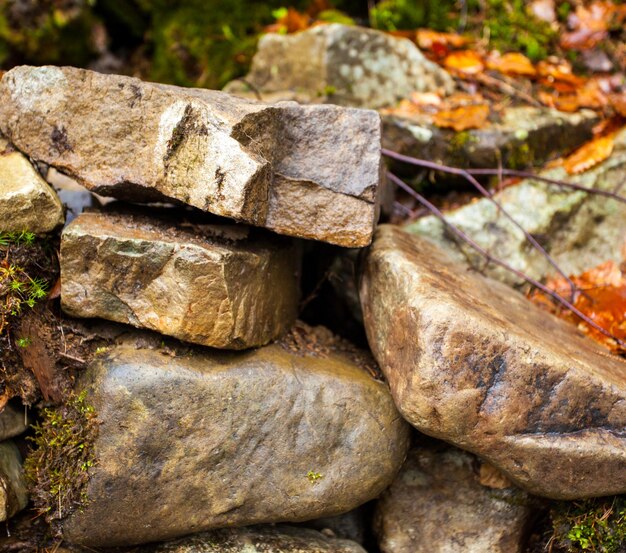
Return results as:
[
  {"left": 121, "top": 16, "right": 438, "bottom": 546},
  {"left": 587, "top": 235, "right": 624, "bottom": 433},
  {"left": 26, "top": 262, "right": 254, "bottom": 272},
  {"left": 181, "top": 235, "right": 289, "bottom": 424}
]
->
[
  {"left": 443, "top": 50, "right": 484, "bottom": 76},
  {"left": 537, "top": 60, "right": 585, "bottom": 87},
  {"left": 563, "top": 135, "right": 614, "bottom": 175},
  {"left": 486, "top": 52, "right": 536, "bottom": 77},
  {"left": 609, "top": 93, "right": 626, "bottom": 117},
  {"left": 417, "top": 29, "right": 469, "bottom": 50},
  {"left": 266, "top": 7, "right": 311, "bottom": 34},
  {"left": 433, "top": 104, "right": 489, "bottom": 131}
]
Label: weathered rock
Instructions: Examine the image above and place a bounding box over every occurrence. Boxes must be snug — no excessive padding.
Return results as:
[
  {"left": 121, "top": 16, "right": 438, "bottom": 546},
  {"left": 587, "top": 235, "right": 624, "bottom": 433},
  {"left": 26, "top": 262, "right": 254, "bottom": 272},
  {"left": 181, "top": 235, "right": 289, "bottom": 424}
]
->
[
  {"left": 405, "top": 126, "right": 626, "bottom": 286},
  {"left": 0, "top": 404, "right": 28, "bottom": 441},
  {"left": 60, "top": 211, "right": 299, "bottom": 349},
  {"left": 60, "top": 337, "right": 410, "bottom": 546},
  {"left": 0, "top": 65, "right": 381, "bottom": 247},
  {"left": 383, "top": 107, "right": 598, "bottom": 171},
  {"left": 0, "top": 137, "right": 64, "bottom": 233},
  {"left": 0, "top": 441, "right": 28, "bottom": 522},
  {"left": 306, "top": 506, "right": 368, "bottom": 545},
  {"left": 139, "top": 525, "right": 367, "bottom": 553},
  {"left": 375, "top": 446, "right": 532, "bottom": 553},
  {"left": 227, "top": 24, "right": 453, "bottom": 109},
  {"left": 360, "top": 225, "right": 626, "bottom": 499}
]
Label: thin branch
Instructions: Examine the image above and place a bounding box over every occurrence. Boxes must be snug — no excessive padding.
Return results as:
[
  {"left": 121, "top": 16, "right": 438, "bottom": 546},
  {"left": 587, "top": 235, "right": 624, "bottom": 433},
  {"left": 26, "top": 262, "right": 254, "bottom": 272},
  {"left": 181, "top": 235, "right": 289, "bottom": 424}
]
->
[
  {"left": 387, "top": 171, "right": 626, "bottom": 350},
  {"left": 382, "top": 148, "right": 579, "bottom": 299}
]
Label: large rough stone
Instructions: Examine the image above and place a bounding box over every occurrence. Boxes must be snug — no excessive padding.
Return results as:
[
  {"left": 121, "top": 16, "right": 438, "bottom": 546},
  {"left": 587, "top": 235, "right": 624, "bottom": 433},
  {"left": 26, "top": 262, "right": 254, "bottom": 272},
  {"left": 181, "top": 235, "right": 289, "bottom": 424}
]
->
[
  {"left": 226, "top": 24, "right": 454, "bottom": 108},
  {"left": 405, "top": 126, "right": 626, "bottom": 286},
  {"left": 360, "top": 225, "right": 626, "bottom": 500},
  {"left": 0, "top": 441, "right": 28, "bottom": 522},
  {"left": 61, "top": 337, "right": 410, "bottom": 546},
  {"left": 0, "top": 137, "right": 64, "bottom": 233},
  {"left": 0, "top": 65, "right": 381, "bottom": 247},
  {"left": 60, "top": 211, "right": 299, "bottom": 349},
  {"left": 375, "top": 446, "right": 532, "bottom": 553},
  {"left": 139, "top": 525, "right": 367, "bottom": 553},
  {"left": 0, "top": 404, "right": 28, "bottom": 441},
  {"left": 383, "top": 107, "right": 598, "bottom": 171}
]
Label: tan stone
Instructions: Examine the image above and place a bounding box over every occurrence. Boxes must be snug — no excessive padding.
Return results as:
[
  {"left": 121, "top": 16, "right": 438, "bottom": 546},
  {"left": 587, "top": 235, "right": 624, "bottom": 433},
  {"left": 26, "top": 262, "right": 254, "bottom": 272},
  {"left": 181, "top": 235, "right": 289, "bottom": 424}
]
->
[
  {"left": 60, "top": 211, "right": 299, "bottom": 349},
  {"left": 0, "top": 404, "right": 28, "bottom": 441},
  {"left": 360, "top": 225, "right": 626, "bottom": 499},
  {"left": 0, "top": 137, "right": 64, "bottom": 233},
  {"left": 375, "top": 446, "right": 532, "bottom": 553},
  {"left": 0, "top": 66, "right": 381, "bottom": 247},
  {"left": 61, "top": 339, "right": 410, "bottom": 546},
  {"left": 0, "top": 441, "right": 28, "bottom": 522}
]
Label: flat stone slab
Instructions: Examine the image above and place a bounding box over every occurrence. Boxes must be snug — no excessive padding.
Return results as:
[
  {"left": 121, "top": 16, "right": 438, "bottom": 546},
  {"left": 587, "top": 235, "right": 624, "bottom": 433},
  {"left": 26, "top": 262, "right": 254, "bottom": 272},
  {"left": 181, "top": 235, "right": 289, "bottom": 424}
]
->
[
  {"left": 0, "top": 441, "right": 28, "bottom": 522},
  {"left": 227, "top": 24, "right": 453, "bottom": 109},
  {"left": 60, "top": 337, "right": 410, "bottom": 546},
  {"left": 60, "top": 211, "right": 299, "bottom": 349},
  {"left": 405, "top": 126, "right": 626, "bottom": 286},
  {"left": 375, "top": 446, "right": 532, "bottom": 553},
  {"left": 383, "top": 106, "right": 598, "bottom": 171},
  {"left": 360, "top": 225, "right": 626, "bottom": 500},
  {"left": 0, "top": 137, "right": 64, "bottom": 233},
  {"left": 0, "top": 65, "right": 382, "bottom": 247},
  {"left": 139, "top": 525, "right": 367, "bottom": 553}
]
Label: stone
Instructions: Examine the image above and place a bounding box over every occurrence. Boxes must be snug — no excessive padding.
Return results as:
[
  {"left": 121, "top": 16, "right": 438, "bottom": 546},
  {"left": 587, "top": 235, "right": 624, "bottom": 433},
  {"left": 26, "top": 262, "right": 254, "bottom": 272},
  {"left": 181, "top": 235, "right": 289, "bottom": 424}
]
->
[
  {"left": 405, "top": 126, "right": 626, "bottom": 287},
  {"left": 227, "top": 24, "right": 453, "bottom": 109},
  {"left": 360, "top": 225, "right": 626, "bottom": 500},
  {"left": 383, "top": 106, "right": 598, "bottom": 171},
  {"left": 0, "top": 137, "right": 64, "bottom": 233},
  {"left": 375, "top": 446, "right": 532, "bottom": 553},
  {"left": 60, "top": 336, "right": 411, "bottom": 546},
  {"left": 0, "top": 441, "right": 28, "bottom": 522},
  {"left": 0, "top": 404, "right": 28, "bottom": 441},
  {"left": 0, "top": 65, "right": 382, "bottom": 247},
  {"left": 60, "top": 211, "right": 299, "bottom": 349},
  {"left": 139, "top": 525, "right": 367, "bottom": 553},
  {"left": 306, "top": 506, "right": 368, "bottom": 545}
]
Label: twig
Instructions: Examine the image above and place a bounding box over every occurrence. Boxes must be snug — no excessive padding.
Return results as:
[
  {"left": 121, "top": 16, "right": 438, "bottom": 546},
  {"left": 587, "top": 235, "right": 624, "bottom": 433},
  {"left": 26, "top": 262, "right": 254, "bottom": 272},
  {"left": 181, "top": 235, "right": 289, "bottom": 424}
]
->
[
  {"left": 383, "top": 148, "right": 579, "bottom": 299},
  {"left": 58, "top": 352, "right": 86, "bottom": 365},
  {"left": 387, "top": 171, "right": 626, "bottom": 350},
  {"left": 475, "top": 72, "right": 542, "bottom": 107}
]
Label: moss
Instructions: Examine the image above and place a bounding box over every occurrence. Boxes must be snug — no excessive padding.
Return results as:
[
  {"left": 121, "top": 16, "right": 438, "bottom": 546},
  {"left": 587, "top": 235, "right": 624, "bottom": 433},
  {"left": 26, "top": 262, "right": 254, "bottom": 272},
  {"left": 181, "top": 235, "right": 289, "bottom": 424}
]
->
[
  {"left": 450, "top": 130, "right": 478, "bottom": 151},
  {"left": 550, "top": 497, "right": 626, "bottom": 552},
  {"left": 507, "top": 142, "right": 535, "bottom": 169},
  {"left": 24, "top": 390, "right": 99, "bottom": 535},
  {"left": 369, "top": 0, "right": 455, "bottom": 31}
]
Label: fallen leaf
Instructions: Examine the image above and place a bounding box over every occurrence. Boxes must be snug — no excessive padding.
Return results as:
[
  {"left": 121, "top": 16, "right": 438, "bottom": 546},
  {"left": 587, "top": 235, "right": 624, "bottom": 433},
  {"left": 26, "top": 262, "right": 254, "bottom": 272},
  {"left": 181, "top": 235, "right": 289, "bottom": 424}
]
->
[
  {"left": 417, "top": 29, "right": 469, "bottom": 50},
  {"left": 265, "top": 7, "right": 310, "bottom": 34},
  {"left": 563, "top": 135, "right": 614, "bottom": 174},
  {"left": 444, "top": 50, "right": 484, "bottom": 76},
  {"left": 486, "top": 52, "right": 536, "bottom": 77},
  {"left": 537, "top": 60, "right": 585, "bottom": 87},
  {"left": 610, "top": 93, "right": 626, "bottom": 117},
  {"left": 433, "top": 103, "right": 489, "bottom": 131}
]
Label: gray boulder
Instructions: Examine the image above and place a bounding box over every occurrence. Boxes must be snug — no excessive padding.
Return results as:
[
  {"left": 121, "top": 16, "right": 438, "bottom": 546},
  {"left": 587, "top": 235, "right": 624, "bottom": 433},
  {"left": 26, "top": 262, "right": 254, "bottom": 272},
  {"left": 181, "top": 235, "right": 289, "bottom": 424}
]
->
[
  {"left": 0, "top": 404, "right": 28, "bottom": 441},
  {"left": 0, "top": 441, "right": 28, "bottom": 522}
]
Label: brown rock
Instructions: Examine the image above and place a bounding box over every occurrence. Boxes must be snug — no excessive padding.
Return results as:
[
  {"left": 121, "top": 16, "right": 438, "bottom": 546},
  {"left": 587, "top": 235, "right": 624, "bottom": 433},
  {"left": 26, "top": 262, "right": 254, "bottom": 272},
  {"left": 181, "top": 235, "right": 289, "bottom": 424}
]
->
[
  {"left": 375, "top": 446, "right": 533, "bottom": 553},
  {"left": 0, "top": 65, "right": 381, "bottom": 247},
  {"left": 0, "top": 403, "right": 28, "bottom": 441},
  {"left": 60, "top": 211, "right": 299, "bottom": 349},
  {"left": 0, "top": 441, "right": 28, "bottom": 522},
  {"left": 360, "top": 225, "right": 626, "bottom": 499},
  {"left": 60, "top": 337, "right": 410, "bottom": 546}
]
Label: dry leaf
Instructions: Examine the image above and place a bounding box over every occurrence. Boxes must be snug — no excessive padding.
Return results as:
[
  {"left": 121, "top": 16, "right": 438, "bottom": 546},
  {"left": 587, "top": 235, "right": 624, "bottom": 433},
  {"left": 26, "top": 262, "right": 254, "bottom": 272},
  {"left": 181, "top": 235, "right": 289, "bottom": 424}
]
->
[
  {"left": 433, "top": 103, "right": 489, "bottom": 131},
  {"left": 610, "top": 93, "right": 626, "bottom": 117},
  {"left": 537, "top": 60, "right": 585, "bottom": 87},
  {"left": 417, "top": 29, "right": 469, "bottom": 50},
  {"left": 487, "top": 52, "right": 537, "bottom": 77},
  {"left": 444, "top": 50, "right": 484, "bottom": 76},
  {"left": 564, "top": 135, "right": 614, "bottom": 174},
  {"left": 265, "top": 7, "right": 310, "bottom": 34}
]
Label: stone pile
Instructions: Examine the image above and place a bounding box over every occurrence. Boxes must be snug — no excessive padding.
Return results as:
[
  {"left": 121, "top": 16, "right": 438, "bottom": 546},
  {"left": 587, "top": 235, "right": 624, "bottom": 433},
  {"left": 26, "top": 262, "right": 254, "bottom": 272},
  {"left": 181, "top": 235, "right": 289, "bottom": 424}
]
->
[{"left": 0, "top": 26, "right": 625, "bottom": 552}]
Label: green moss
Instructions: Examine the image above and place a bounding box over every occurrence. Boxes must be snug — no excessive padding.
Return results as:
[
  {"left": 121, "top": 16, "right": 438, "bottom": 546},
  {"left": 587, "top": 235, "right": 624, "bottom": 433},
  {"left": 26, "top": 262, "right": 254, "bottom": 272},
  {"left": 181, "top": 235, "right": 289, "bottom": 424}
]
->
[
  {"left": 369, "top": 0, "right": 454, "bottom": 31},
  {"left": 551, "top": 497, "right": 626, "bottom": 552},
  {"left": 507, "top": 142, "right": 534, "bottom": 169},
  {"left": 24, "top": 390, "right": 99, "bottom": 534},
  {"left": 450, "top": 130, "right": 478, "bottom": 151}
]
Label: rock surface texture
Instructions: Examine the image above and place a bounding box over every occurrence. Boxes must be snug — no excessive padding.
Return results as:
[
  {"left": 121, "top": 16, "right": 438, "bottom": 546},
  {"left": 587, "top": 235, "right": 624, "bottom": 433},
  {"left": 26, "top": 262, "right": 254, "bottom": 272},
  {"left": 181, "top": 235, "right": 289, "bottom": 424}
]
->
[
  {"left": 405, "top": 126, "right": 626, "bottom": 286},
  {"left": 62, "top": 339, "right": 410, "bottom": 546},
  {"left": 0, "top": 136, "right": 64, "bottom": 233},
  {"left": 0, "top": 65, "right": 382, "bottom": 247},
  {"left": 227, "top": 24, "right": 453, "bottom": 108},
  {"left": 383, "top": 107, "right": 598, "bottom": 170},
  {"left": 139, "top": 525, "right": 367, "bottom": 553},
  {"left": 360, "top": 225, "right": 626, "bottom": 500},
  {"left": 60, "top": 211, "right": 299, "bottom": 349},
  {"left": 0, "top": 404, "right": 28, "bottom": 441},
  {"left": 375, "top": 446, "right": 532, "bottom": 553},
  {"left": 0, "top": 441, "right": 28, "bottom": 522}
]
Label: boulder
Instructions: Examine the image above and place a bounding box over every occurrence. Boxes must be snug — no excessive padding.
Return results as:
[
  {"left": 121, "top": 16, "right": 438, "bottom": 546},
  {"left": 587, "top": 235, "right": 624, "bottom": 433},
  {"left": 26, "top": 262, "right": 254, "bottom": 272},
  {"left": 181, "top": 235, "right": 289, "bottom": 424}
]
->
[
  {"left": 405, "top": 126, "right": 626, "bottom": 286},
  {"left": 360, "top": 225, "right": 626, "bottom": 499},
  {"left": 383, "top": 107, "right": 598, "bottom": 171},
  {"left": 375, "top": 446, "right": 532, "bottom": 553},
  {"left": 0, "top": 441, "right": 28, "bottom": 522},
  {"left": 58, "top": 334, "right": 410, "bottom": 546},
  {"left": 0, "top": 137, "right": 64, "bottom": 233},
  {"left": 60, "top": 211, "right": 299, "bottom": 349},
  {"left": 0, "top": 65, "right": 381, "bottom": 247},
  {"left": 0, "top": 403, "right": 28, "bottom": 441},
  {"left": 139, "top": 525, "right": 367, "bottom": 553},
  {"left": 227, "top": 24, "right": 454, "bottom": 109}
]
